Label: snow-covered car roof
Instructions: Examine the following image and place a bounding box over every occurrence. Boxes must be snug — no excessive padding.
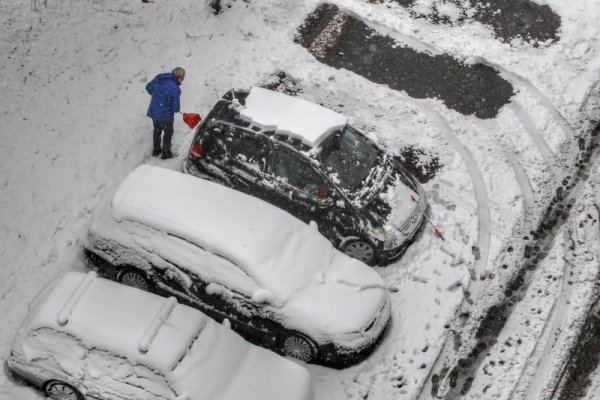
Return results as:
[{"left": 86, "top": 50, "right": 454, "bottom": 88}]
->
[
  {"left": 239, "top": 86, "right": 347, "bottom": 147},
  {"left": 16, "top": 271, "right": 313, "bottom": 400},
  {"left": 111, "top": 165, "right": 336, "bottom": 300},
  {"left": 25, "top": 271, "right": 205, "bottom": 373}
]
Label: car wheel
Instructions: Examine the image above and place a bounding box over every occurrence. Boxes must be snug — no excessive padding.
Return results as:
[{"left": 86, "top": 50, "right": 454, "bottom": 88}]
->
[
  {"left": 117, "top": 268, "right": 151, "bottom": 292},
  {"left": 282, "top": 333, "right": 317, "bottom": 362},
  {"left": 341, "top": 239, "right": 375, "bottom": 265},
  {"left": 45, "top": 380, "right": 83, "bottom": 400}
]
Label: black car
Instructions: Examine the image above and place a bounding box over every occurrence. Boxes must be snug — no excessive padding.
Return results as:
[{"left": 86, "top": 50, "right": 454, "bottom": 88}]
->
[{"left": 183, "top": 87, "right": 427, "bottom": 265}]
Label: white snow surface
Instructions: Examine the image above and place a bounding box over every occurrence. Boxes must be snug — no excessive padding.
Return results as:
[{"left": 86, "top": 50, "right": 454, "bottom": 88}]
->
[
  {"left": 97, "top": 164, "right": 390, "bottom": 339},
  {"left": 0, "top": 0, "right": 600, "bottom": 399},
  {"left": 240, "top": 86, "right": 347, "bottom": 147},
  {"left": 11, "top": 272, "right": 312, "bottom": 400}
]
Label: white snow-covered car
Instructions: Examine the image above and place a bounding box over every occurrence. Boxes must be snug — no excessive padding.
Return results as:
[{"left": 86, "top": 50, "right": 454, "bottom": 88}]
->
[
  {"left": 6, "top": 271, "right": 312, "bottom": 400},
  {"left": 84, "top": 165, "right": 391, "bottom": 366}
]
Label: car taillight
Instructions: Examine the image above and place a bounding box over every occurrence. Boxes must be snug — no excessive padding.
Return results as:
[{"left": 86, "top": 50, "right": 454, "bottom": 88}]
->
[{"left": 188, "top": 143, "right": 204, "bottom": 161}]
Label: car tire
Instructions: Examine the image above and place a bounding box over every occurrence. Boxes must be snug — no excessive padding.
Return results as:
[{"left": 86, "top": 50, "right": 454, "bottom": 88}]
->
[
  {"left": 341, "top": 239, "right": 376, "bottom": 265},
  {"left": 282, "top": 333, "right": 317, "bottom": 363},
  {"left": 116, "top": 267, "right": 152, "bottom": 292},
  {"left": 44, "top": 380, "right": 84, "bottom": 400}
]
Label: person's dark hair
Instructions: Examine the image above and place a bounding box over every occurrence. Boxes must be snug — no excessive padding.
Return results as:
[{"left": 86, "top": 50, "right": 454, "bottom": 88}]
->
[{"left": 172, "top": 67, "right": 185, "bottom": 81}]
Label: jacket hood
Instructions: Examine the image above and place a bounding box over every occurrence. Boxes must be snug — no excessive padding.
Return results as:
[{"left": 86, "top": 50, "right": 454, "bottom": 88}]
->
[{"left": 155, "top": 72, "right": 180, "bottom": 85}]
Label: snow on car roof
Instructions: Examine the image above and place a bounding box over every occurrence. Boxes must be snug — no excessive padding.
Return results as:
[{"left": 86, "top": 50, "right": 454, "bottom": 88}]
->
[
  {"left": 239, "top": 86, "right": 347, "bottom": 147},
  {"left": 111, "top": 165, "right": 334, "bottom": 300},
  {"left": 28, "top": 271, "right": 206, "bottom": 373}
]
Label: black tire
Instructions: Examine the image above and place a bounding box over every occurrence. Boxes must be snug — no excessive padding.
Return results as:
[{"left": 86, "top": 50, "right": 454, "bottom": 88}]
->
[
  {"left": 341, "top": 239, "right": 376, "bottom": 265},
  {"left": 282, "top": 333, "right": 317, "bottom": 363},
  {"left": 44, "top": 380, "right": 84, "bottom": 400},
  {"left": 116, "top": 267, "right": 152, "bottom": 292}
]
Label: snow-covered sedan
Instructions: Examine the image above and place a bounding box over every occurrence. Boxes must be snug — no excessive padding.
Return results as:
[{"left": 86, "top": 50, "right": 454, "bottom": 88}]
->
[
  {"left": 84, "top": 165, "right": 391, "bottom": 366},
  {"left": 183, "top": 87, "right": 427, "bottom": 265},
  {"left": 7, "top": 271, "right": 312, "bottom": 400}
]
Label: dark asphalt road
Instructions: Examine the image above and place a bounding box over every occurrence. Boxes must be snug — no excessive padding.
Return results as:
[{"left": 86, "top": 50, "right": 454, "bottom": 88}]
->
[
  {"left": 389, "top": 0, "right": 561, "bottom": 44},
  {"left": 296, "top": 4, "right": 514, "bottom": 119}
]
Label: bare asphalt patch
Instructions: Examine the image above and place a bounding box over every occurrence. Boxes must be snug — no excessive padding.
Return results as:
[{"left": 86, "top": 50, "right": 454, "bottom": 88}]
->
[
  {"left": 388, "top": 0, "right": 561, "bottom": 44},
  {"left": 296, "top": 4, "right": 514, "bottom": 119}
]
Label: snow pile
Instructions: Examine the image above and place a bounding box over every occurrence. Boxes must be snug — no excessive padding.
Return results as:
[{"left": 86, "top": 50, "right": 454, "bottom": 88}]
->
[{"left": 240, "top": 86, "right": 347, "bottom": 147}]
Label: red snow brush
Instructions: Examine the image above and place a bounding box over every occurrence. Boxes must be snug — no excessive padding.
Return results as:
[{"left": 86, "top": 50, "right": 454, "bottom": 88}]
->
[{"left": 181, "top": 112, "right": 202, "bottom": 129}]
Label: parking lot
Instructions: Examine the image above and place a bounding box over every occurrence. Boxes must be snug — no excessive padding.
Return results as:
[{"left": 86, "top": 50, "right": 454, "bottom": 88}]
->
[{"left": 1, "top": 0, "right": 600, "bottom": 399}]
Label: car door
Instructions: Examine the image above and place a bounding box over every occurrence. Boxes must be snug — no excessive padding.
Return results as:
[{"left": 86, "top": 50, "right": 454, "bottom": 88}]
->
[
  {"left": 265, "top": 146, "right": 335, "bottom": 229},
  {"left": 221, "top": 126, "right": 270, "bottom": 193},
  {"left": 224, "top": 289, "right": 281, "bottom": 347},
  {"left": 190, "top": 264, "right": 279, "bottom": 343}
]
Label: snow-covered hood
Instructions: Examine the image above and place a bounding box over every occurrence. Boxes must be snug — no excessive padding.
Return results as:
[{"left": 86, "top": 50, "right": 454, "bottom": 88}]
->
[
  {"left": 281, "top": 252, "right": 390, "bottom": 343},
  {"left": 356, "top": 157, "right": 425, "bottom": 236},
  {"left": 170, "top": 320, "right": 311, "bottom": 400}
]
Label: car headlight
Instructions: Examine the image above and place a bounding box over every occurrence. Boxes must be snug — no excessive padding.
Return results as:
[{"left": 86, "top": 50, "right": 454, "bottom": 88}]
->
[
  {"left": 369, "top": 227, "right": 400, "bottom": 249},
  {"left": 369, "top": 227, "right": 386, "bottom": 241}
]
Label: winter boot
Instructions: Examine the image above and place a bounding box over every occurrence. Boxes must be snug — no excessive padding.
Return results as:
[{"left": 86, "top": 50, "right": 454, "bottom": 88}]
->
[{"left": 161, "top": 150, "right": 174, "bottom": 160}]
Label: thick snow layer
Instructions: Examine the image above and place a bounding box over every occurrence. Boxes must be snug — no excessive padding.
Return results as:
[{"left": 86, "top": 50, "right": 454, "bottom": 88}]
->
[
  {"left": 11, "top": 272, "right": 312, "bottom": 400},
  {"left": 103, "top": 164, "right": 389, "bottom": 339},
  {"left": 240, "top": 86, "right": 347, "bottom": 147},
  {"left": 23, "top": 272, "right": 205, "bottom": 373},
  {"left": 170, "top": 321, "right": 312, "bottom": 400},
  {"left": 1, "top": 0, "right": 600, "bottom": 399}
]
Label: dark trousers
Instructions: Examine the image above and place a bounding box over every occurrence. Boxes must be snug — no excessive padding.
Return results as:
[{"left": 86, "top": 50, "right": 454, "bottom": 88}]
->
[{"left": 153, "top": 120, "right": 174, "bottom": 153}]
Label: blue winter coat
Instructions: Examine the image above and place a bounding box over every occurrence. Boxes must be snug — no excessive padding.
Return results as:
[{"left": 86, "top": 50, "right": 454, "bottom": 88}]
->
[{"left": 145, "top": 73, "right": 181, "bottom": 123}]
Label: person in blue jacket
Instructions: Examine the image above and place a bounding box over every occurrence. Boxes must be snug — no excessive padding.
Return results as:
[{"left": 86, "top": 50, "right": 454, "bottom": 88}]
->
[{"left": 145, "top": 67, "right": 185, "bottom": 159}]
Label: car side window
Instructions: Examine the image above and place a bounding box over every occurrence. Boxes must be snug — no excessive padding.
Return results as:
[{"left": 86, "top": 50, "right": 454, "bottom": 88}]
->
[
  {"left": 84, "top": 349, "right": 176, "bottom": 400},
  {"left": 225, "top": 128, "right": 268, "bottom": 170},
  {"left": 270, "top": 149, "right": 330, "bottom": 197},
  {"left": 156, "top": 234, "right": 261, "bottom": 297}
]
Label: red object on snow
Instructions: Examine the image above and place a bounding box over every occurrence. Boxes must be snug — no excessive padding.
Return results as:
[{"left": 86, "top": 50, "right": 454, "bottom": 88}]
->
[{"left": 182, "top": 113, "right": 202, "bottom": 129}]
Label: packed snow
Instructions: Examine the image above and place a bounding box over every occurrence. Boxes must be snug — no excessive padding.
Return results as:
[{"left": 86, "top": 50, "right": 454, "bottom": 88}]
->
[
  {"left": 0, "top": 0, "right": 599, "bottom": 399},
  {"left": 240, "top": 86, "right": 347, "bottom": 147}
]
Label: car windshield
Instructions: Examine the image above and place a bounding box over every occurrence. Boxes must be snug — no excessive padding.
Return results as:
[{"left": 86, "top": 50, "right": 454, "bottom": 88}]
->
[{"left": 315, "top": 126, "right": 379, "bottom": 192}]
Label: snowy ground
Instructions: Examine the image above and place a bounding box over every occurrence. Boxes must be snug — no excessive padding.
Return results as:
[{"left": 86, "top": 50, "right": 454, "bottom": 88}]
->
[{"left": 1, "top": 0, "right": 599, "bottom": 399}]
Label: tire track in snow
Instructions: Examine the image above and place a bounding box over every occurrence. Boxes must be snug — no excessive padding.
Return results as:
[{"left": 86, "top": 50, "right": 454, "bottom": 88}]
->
[
  {"left": 503, "top": 145, "right": 536, "bottom": 220},
  {"left": 507, "top": 101, "right": 557, "bottom": 169},
  {"left": 433, "top": 122, "right": 600, "bottom": 399},
  {"left": 423, "top": 108, "right": 491, "bottom": 279},
  {"left": 511, "top": 218, "right": 589, "bottom": 400}
]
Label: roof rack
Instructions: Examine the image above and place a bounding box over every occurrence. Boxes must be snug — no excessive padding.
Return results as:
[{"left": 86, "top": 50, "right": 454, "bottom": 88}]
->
[
  {"left": 138, "top": 296, "right": 178, "bottom": 353},
  {"left": 57, "top": 271, "right": 97, "bottom": 326}
]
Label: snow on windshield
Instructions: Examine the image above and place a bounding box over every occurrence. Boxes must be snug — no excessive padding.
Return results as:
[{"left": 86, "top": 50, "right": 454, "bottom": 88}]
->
[{"left": 240, "top": 86, "right": 347, "bottom": 147}]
